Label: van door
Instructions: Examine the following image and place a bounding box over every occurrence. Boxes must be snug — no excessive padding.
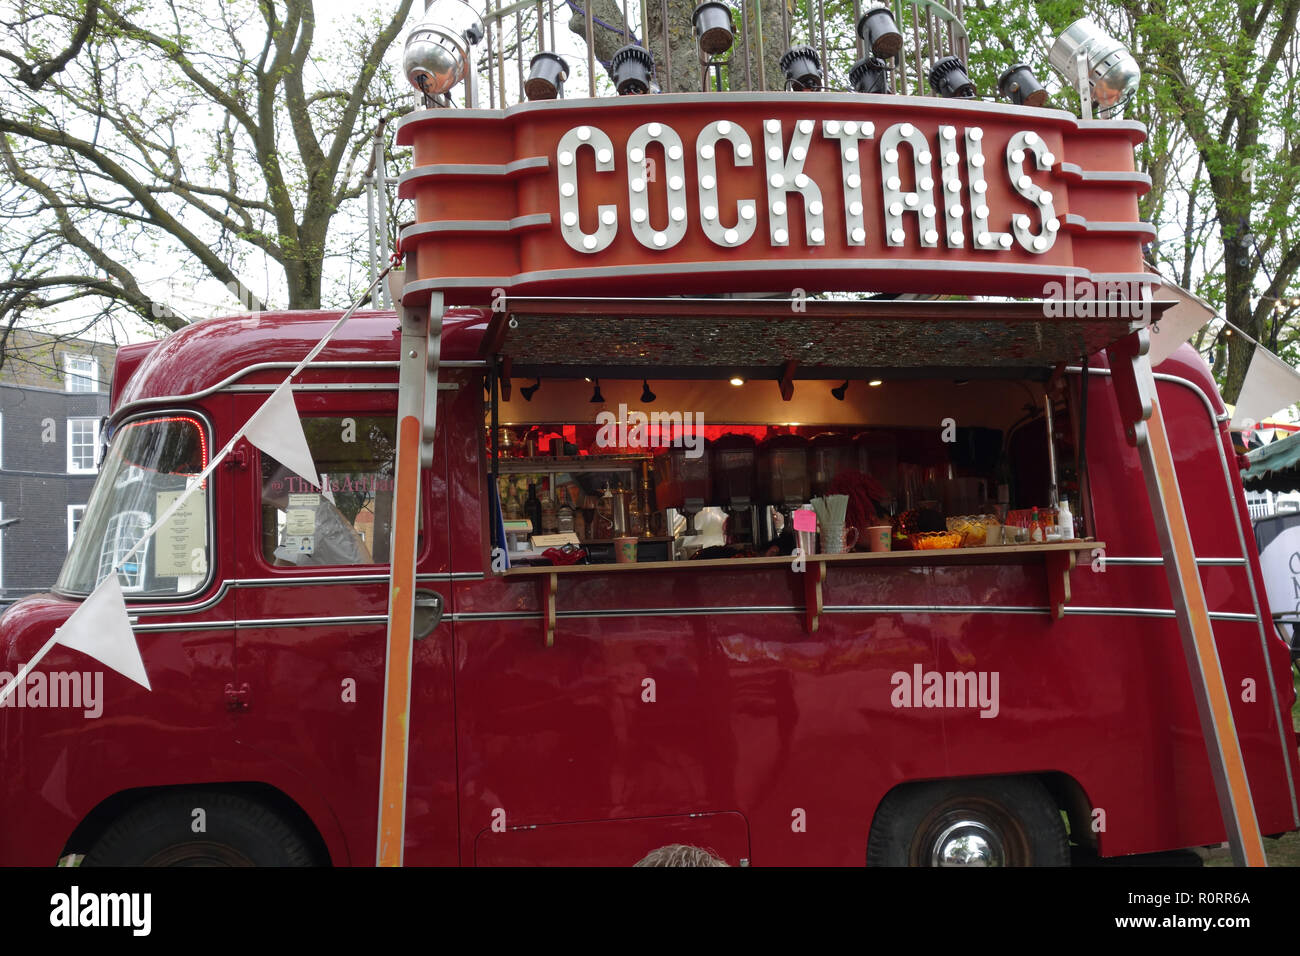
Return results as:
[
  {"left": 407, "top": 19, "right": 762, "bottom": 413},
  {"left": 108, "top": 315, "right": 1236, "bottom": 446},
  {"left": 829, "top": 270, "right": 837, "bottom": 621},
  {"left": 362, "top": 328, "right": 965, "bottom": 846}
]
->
[{"left": 230, "top": 387, "right": 458, "bottom": 865}]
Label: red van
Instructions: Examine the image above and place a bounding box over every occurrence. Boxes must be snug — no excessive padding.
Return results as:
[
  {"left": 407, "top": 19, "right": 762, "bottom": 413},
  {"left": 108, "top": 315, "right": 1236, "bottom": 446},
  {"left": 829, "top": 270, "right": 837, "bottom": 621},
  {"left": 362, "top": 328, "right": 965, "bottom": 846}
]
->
[{"left": 0, "top": 306, "right": 1295, "bottom": 866}]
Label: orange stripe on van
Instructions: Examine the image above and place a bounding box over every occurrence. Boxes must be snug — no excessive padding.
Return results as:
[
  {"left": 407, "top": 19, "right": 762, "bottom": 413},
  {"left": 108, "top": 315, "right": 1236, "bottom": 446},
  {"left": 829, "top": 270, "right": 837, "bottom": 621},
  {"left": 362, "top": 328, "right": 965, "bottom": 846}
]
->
[{"left": 377, "top": 413, "right": 421, "bottom": 867}]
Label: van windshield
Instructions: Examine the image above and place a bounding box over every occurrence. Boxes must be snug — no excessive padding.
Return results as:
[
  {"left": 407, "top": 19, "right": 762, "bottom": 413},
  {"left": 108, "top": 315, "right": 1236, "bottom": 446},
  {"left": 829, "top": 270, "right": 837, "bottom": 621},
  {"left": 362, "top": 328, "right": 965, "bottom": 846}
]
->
[{"left": 56, "top": 414, "right": 211, "bottom": 598}]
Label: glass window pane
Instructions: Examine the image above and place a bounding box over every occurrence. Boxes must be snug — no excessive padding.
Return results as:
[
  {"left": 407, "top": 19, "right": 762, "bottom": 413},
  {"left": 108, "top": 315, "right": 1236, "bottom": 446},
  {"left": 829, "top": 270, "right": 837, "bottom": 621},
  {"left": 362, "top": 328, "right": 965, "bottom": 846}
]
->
[{"left": 260, "top": 415, "right": 396, "bottom": 568}]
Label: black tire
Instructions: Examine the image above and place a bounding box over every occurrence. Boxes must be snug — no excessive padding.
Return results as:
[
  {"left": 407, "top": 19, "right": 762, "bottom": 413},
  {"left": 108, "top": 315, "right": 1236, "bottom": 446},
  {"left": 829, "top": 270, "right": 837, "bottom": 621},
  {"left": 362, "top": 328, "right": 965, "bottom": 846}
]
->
[
  {"left": 81, "top": 790, "right": 317, "bottom": 867},
  {"left": 867, "top": 776, "right": 1069, "bottom": 867}
]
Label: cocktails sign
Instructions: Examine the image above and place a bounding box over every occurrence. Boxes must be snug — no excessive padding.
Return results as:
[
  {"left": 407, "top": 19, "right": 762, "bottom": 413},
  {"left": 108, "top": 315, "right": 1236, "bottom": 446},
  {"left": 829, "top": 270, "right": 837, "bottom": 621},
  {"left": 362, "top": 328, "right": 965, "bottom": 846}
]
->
[{"left": 396, "top": 94, "right": 1154, "bottom": 306}]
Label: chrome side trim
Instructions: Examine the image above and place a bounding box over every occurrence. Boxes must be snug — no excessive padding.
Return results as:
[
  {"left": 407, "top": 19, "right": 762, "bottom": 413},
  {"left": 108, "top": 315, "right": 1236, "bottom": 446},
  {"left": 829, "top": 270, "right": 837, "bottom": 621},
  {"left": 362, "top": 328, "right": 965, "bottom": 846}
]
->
[
  {"left": 125, "top": 572, "right": 479, "bottom": 620},
  {"left": 234, "top": 614, "right": 390, "bottom": 629},
  {"left": 1065, "top": 606, "right": 1259, "bottom": 623},
  {"left": 112, "top": 360, "right": 398, "bottom": 423},
  {"left": 132, "top": 620, "right": 232, "bottom": 633},
  {"left": 1103, "top": 556, "right": 1247, "bottom": 567}
]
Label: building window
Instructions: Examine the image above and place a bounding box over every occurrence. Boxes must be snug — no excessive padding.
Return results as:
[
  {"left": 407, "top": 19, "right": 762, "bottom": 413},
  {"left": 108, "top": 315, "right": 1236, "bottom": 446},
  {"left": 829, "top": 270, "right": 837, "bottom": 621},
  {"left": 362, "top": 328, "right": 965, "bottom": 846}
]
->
[
  {"left": 64, "top": 354, "right": 99, "bottom": 393},
  {"left": 67, "top": 504, "right": 86, "bottom": 551},
  {"left": 67, "top": 418, "right": 100, "bottom": 474}
]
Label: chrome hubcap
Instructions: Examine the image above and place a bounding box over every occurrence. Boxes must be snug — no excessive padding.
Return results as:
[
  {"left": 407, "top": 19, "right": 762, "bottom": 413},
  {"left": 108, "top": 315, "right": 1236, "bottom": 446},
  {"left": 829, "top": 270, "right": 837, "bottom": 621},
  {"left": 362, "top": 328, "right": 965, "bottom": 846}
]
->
[{"left": 930, "top": 819, "right": 1005, "bottom": 867}]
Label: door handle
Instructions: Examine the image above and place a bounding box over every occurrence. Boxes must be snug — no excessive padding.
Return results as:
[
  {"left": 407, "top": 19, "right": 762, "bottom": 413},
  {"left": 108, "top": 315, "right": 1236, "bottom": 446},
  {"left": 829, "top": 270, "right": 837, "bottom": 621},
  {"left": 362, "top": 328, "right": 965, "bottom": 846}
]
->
[{"left": 413, "top": 589, "right": 445, "bottom": 640}]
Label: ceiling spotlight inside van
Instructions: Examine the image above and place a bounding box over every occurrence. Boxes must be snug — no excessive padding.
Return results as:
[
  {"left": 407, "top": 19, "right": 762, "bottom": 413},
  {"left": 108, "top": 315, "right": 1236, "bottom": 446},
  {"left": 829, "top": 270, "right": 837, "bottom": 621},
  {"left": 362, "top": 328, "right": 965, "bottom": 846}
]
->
[
  {"left": 849, "top": 55, "right": 891, "bottom": 94},
  {"left": 610, "top": 44, "right": 655, "bottom": 95},
  {"left": 693, "top": 2, "right": 735, "bottom": 57},
  {"left": 780, "top": 46, "right": 823, "bottom": 91},
  {"left": 857, "top": 6, "right": 903, "bottom": 59},
  {"left": 526, "top": 52, "right": 569, "bottom": 100},
  {"left": 1048, "top": 17, "right": 1140, "bottom": 117},
  {"left": 928, "top": 56, "right": 976, "bottom": 98},
  {"left": 998, "top": 63, "right": 1048, "bottom": 107},
  {"left": 402, "top": 0, "right": 484, "bottom": 96}
]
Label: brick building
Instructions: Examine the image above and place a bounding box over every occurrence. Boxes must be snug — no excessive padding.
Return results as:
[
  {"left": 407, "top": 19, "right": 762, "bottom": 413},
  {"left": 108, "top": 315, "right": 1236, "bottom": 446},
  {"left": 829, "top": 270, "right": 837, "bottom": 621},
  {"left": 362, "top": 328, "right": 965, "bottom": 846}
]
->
[{"left": 0, "top": 330, "right": 118, "bottom": 604}]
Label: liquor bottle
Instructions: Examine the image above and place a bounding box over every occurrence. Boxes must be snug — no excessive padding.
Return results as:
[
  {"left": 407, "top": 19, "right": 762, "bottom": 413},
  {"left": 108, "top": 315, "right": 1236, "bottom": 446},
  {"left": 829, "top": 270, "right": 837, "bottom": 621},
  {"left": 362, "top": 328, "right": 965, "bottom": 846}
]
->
[
  {"left": 540, "top": 479, "right": 558, "bottom": 534},
  {"left": 524, "top": 483, "right": 542, "bottom": 535},
  {"left": 557, "top": 484, "right": 574, "bottom": 534},
  {"left": 505, "top": 480, "right": 522, "bottom": 520}
]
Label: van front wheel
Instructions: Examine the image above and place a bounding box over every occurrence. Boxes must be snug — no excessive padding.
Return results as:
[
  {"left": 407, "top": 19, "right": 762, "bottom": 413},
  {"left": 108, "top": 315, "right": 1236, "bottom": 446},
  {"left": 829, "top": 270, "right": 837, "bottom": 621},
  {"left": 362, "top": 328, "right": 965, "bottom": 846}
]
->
[
  {"left": 82, "top": 790, "right": 317, "bottom": 867},
  {"left": 867, "top": 777, "right": 1068, "bottom": 867}
]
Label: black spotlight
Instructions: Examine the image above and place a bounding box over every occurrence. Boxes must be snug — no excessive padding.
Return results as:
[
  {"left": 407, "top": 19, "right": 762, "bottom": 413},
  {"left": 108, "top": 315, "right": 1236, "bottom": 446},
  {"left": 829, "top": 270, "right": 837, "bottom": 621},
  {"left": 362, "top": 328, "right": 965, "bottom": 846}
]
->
[
  {"left": 525, "top": 52, "right": 569, "bottom": 100},
  {"left": 849, "top": 55, "right": 891, "bottom": 94},
  {"left": 831, "top": 380, "right": 849, "bottom": 401},
  {"left": 780, "top": 45, "right": 823, "bottom": 91},
  {"left": 857, "top": 6, "right": 903, "bottom": 59},
  {"left": 693, "top": 2, "right": 735, "bottom": 57},
  {"left": 998, "top": 63, "right": 1048, "bottom": 107},
  {"left": 521, "top": 377, "right": 541, "bottom": 401},
  {"left": 590, "top": 378, "right": 605, "bottom": 403},
  {"left": 929, "top": 55, "right": 976, "bottom": 98},
  {"left": 610, "top": 44, "right": 655, "bottom": 95},
  {"left": 641, "top": 379, "right": 656, "bottom": 403}
]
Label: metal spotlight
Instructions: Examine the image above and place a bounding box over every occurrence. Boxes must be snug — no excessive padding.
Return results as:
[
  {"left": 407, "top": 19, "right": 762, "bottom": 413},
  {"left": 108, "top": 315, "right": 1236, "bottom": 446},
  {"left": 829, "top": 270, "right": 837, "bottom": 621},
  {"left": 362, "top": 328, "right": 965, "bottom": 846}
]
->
[
  {"left": 525, "top": 52, "right": 569, "bottom": 100},
  {"left": 1048, "top": 18, "right": 1140, "bottom": 118},
  {"left": 590, "top": 379, "right": 605, "bottom": 403},
  {"left": 521, "top": 378, "right": 541, "bottom": 401},
  {"left": 780, "top": 45, "right": 823, "bottom": 91},
  {"left": 402, "top": 0, "right": 485, "bottom": 96},
  {"left": 849, "top": 55, "right": 891, "bottom": 94},
  {"left": 610, "top": 44, "right": 655, "bottom": 95},
  {"left": 857, "top": 6, "right": 903, "bottom": 59},
  {"left": 693, "top": 2, "right": 735, "bottom": 57},
  {"left": 928, "top": 56, "right": 976, "bottom": 98},
  {"left": 998, "top": 63, "right": 1048, "bottom": 107},
  {"left": 641, "top": 379, "right": 657, "bottom": 403},
  {"left": 831, "top": 381, "right": 849, "bottom": 401}
]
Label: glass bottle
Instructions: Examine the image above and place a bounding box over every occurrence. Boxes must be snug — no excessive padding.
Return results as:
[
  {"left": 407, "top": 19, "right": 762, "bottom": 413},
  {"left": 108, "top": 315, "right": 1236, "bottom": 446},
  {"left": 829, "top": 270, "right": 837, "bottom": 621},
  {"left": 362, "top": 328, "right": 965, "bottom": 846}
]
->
[
  {"left": 540, "top": 479, "right": 558, "bottom": 534},
  {"left": 524, "top": 483, "right": 542, "bottom": 534}
]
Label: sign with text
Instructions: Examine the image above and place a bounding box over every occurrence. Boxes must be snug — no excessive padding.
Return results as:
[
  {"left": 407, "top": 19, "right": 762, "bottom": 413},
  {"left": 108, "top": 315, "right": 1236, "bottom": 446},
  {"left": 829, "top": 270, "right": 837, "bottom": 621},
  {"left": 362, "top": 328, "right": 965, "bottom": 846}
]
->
[{"left": 396, "top": 94, "right": 1154, "bottom": 306}]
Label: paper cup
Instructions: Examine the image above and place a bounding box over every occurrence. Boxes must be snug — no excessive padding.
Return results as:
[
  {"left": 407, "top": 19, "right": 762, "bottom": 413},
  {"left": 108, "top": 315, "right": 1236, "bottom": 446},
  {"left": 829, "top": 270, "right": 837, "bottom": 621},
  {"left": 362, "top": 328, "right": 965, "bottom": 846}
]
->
[
  {"left": 615, "top": 536, "right": 638, "bottom": 563},
  {"left": 867, "top": 525, "right": 893, "bottom": 552}
]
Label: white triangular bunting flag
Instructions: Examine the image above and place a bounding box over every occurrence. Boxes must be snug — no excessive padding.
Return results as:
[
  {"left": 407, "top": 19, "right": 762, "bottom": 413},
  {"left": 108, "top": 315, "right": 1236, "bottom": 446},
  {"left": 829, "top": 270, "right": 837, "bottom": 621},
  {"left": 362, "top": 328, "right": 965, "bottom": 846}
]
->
[
  {"left": 1230, "top": 346, "right": 1300, "bottom": 429},
  {"left": 1148, "top": 279, "right": 1217, "bottom": 367},
  {"left": 243, "top": 382, "right": 320, "bottom": 488},
  {"left": 52, "top": 575, "right": 150, "bottom": 690}
]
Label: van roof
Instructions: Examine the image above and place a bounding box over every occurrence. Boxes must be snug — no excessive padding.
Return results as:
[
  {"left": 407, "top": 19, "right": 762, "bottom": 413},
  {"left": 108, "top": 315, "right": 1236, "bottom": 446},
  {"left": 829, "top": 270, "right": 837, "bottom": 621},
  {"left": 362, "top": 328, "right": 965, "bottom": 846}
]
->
[{"left": 113, "top": 308, "right": 490, "bottom": 412}]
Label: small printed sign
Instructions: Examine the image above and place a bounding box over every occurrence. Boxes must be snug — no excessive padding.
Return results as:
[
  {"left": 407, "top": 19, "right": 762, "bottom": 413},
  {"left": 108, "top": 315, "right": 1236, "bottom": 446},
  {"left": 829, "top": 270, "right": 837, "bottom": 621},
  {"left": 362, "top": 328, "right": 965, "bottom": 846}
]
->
[{"left": 155, "top": 490, "right": 207, "bottom": 577}]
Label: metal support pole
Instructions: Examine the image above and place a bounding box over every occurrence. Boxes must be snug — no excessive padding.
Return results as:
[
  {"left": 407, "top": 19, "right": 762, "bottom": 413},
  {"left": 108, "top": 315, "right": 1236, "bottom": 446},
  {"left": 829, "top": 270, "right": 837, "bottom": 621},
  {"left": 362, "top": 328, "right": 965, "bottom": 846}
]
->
[
  {"left": 376, "top": 253, "right": 442, "bottom": 866},
  {"left": 1107, "top": 329, "right": 1268, "bottom": 867},
  {"left": 366, "top": 156, "right": 378, "bottom": 310},
  {"left": 374, "top": 127, "right": 391, "bottom": 310}
]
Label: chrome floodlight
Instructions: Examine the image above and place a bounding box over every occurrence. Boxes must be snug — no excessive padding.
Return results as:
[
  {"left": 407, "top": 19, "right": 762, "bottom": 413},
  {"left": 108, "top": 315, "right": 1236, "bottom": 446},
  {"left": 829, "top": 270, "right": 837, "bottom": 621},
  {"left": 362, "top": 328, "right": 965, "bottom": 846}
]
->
[
  {"left": 1048, "top": 18, "right": 1140, "bottom": 118},
  {"left": 403, "top": 0, "right": 484, "bottom": 96}
]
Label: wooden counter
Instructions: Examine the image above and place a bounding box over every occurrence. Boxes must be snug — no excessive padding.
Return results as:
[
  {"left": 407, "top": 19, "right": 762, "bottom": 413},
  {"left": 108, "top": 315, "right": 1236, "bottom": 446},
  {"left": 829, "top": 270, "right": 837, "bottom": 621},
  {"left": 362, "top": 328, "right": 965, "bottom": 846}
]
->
[{"left": 500, "top": 540, "right": 1101, "bottom": 645}]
